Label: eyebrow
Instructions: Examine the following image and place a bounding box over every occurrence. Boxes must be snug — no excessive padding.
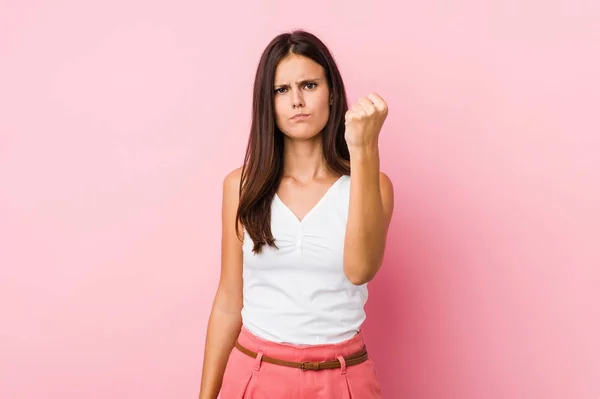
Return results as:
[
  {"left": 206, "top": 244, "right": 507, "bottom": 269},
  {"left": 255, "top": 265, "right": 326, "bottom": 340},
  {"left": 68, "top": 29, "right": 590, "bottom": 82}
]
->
[{"left": 274, "top": 78, "right": 323, "bottom": 88}]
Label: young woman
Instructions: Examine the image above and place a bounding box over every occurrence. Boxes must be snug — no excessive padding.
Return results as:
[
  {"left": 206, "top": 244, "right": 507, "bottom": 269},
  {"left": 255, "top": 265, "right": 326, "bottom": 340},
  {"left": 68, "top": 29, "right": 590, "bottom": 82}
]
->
[{"left": 198, "top": 30, "right": 394, "bottom": 399}]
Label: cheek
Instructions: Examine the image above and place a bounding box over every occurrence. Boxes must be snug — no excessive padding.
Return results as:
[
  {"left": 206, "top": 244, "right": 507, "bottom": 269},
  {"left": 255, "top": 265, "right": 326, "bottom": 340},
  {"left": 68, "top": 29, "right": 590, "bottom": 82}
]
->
[
  {"left": 273, "top": 102, "right": 285, "bottom": 121},
  {"left": 316, "top": 96, "right": 331, "bottom": 115},
  {"left": 315, "top": 96, "right": 330, "bottom": 115}
]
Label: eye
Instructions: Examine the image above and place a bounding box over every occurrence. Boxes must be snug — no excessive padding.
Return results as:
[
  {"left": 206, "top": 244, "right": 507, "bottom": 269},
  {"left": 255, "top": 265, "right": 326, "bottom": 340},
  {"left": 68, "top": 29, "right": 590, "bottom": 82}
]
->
[
  {"left": 274, "top": 87, "right": 287, "bottom": 94},
  {"left": 305, "top": 82, "right": 317, "bottom": 89}
]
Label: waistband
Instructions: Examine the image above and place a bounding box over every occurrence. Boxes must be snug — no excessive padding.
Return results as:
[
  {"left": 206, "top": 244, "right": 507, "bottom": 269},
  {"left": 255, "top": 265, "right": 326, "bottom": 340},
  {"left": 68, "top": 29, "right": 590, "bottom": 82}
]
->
[{"left": 237, "top": 326, "right": 367, "bottom": 363}]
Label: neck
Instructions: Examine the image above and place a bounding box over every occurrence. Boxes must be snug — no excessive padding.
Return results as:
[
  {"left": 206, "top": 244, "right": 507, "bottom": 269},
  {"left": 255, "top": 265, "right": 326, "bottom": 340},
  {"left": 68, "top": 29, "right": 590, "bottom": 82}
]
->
[{"left": 281, "top": 135, "right": 332, "bottom": 182}]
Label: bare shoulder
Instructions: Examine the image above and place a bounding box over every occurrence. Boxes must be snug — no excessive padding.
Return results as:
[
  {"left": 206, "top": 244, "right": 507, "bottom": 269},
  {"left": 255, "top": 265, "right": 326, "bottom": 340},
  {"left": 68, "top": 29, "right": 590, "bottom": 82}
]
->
[
  {"left": 379, "top": 171, "right": 395, "bottom": 223},
  {"left": 222, "top": 167, "right": 244, "bottom": 242},
  {"left": 223, "top": 166, "right": 243, "bottom": 195}
]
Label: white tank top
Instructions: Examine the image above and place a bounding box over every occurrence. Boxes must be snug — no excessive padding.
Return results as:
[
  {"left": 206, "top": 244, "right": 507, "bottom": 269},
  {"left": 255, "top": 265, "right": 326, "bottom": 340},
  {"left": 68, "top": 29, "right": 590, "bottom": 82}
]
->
[{"left": 240, "top": 174, "right": 368, "bottom": 345}]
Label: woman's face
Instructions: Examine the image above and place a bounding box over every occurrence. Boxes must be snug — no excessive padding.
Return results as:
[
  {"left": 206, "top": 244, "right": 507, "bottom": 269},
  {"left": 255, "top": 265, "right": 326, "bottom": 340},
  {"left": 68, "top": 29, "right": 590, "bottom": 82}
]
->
[{"left": 272, "top": 54, "right": 331, "bottom": 140}]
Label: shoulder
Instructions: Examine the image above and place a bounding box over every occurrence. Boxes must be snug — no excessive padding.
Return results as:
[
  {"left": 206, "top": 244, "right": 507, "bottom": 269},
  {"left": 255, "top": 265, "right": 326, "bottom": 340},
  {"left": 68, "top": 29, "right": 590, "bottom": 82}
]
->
[
  {"left": 222, "top": 167, "right": 244, "bottom": 238},
  {"left": 223, "top": 167, "right": 243, "bottom": 196},
  {"left": 222, "top": 167, "right": 243, "bottom": 211}
]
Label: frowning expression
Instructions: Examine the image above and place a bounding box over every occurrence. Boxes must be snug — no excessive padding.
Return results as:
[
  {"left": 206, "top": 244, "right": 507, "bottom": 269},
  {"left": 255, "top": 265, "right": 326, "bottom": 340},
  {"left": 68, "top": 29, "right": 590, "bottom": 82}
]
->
[{"left": 273, "top": 54, "right": 331, "bottom": 140}]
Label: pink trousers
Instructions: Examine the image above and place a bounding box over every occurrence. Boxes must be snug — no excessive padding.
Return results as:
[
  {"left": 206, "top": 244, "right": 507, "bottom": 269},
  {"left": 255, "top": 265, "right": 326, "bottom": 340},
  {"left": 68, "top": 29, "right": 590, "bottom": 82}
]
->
[{"left": 219, "top": 327, "right": 382, "bottom": 398}]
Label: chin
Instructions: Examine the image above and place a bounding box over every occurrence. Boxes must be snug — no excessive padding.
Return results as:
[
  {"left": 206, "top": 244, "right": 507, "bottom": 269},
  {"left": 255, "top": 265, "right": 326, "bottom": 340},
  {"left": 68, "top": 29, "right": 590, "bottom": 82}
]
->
[{"left": 285, "top": 128, "right": 321, "bottom": 141}]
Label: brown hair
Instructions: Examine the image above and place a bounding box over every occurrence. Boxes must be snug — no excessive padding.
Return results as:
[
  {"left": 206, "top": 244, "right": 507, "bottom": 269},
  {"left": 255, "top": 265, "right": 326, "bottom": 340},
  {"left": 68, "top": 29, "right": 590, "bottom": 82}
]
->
[{"left": 236, "top": 30, "right": 351, "bottom": 254}]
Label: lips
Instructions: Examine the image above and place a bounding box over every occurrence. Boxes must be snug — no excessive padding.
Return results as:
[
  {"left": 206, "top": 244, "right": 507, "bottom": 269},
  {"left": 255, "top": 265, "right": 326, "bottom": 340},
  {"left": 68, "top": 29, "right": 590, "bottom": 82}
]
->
[{"left": 291, "top": 113, "right": 311, "bottom": 120}]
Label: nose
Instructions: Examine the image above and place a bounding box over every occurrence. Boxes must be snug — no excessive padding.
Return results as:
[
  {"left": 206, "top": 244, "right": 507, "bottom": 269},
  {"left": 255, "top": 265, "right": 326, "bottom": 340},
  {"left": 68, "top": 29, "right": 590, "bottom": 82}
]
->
[{"left": 291, "top": 88, "right": 304, "bottom": 108}]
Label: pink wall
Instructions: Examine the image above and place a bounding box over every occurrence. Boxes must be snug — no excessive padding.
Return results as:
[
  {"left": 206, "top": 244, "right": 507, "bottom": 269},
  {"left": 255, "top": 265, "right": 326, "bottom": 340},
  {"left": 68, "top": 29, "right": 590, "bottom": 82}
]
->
[{"left": 1, "top": 0, "right": 599, "bottom": 398}]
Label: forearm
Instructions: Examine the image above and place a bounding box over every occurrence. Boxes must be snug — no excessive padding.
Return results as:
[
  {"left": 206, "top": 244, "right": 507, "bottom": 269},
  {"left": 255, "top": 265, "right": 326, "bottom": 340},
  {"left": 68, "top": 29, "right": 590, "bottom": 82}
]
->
[
  {"left": 198, "top": 296, "right": 243, "bottom": 399},
  {"left": 344, "top": 144, "right": 386, "bottom": 285}
]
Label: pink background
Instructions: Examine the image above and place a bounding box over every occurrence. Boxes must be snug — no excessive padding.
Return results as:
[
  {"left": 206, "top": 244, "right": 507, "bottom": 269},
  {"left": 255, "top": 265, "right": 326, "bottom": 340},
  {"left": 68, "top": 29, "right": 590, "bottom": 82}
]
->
[{"left": 1, "top": 0, "right": 599, "bottom": 398}]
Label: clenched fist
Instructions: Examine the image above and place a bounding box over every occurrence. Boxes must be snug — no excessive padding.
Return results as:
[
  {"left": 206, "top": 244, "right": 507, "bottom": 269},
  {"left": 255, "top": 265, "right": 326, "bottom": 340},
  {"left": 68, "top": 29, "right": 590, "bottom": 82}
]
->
[{"left": 344, "top": 93, "right": 388, "bottom": 150}]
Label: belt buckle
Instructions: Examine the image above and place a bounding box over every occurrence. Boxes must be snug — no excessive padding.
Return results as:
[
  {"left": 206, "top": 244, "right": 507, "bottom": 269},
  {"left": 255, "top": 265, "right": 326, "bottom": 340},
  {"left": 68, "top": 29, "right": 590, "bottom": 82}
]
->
[{"left": 300, "top": 361, "right": 320, "bottom": 371}]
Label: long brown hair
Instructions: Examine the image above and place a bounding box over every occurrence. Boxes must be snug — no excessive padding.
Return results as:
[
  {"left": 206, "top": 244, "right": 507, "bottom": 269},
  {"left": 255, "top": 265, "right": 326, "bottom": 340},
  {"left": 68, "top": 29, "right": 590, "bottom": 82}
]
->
[{"left": 236, "top": 30, "right": 351, "bottom": 254}]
